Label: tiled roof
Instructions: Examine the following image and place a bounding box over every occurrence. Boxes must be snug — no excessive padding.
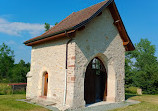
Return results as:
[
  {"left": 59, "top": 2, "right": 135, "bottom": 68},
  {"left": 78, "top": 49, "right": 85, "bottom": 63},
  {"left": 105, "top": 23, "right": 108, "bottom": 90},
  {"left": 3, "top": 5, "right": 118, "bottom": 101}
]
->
[
  {"left": 44, "top": 0, "right": 109, "bottom": 36},
  {"left": 24, "top": 0, "right": 112, "bottom": 44},
  {"left": 24, "top": 0, "right": 135, "bottom": 51}
]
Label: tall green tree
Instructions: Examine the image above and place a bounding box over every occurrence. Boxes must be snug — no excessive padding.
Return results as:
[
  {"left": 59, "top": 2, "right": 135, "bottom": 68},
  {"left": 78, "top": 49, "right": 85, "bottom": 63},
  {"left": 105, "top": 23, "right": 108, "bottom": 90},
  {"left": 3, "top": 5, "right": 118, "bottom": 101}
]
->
[
  {"left": 0, "top": 43, "right": 30, "bottom": 83},
  {"left": 125, "top": 39, "right": 158, "bottom": 94},
  {"left": 0, "top": 43, "right": 14, "bottom": 82},
  {"left": 10, "top": 60, "right": 30, "bottom": 83},
  {"left": 125, "top": 53, "right": 134, "bottom": 87}
]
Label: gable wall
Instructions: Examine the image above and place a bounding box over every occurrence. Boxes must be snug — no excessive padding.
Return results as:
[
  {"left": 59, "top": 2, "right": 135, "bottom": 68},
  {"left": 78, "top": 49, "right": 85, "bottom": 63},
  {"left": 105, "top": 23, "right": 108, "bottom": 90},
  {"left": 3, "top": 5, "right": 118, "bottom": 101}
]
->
[
  {"left": 26, "top": 7, "right": 126, "bottom": 110},
  {"left": 72, "top": 8, "right": 125, "bottom": 108}
]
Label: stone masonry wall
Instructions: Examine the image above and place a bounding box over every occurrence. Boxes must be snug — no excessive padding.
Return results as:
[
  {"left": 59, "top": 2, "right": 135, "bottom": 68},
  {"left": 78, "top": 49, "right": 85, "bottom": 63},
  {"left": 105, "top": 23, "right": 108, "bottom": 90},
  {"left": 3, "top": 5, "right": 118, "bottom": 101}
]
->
[
  {"left": 72, "top": 8, "right": 125, "bottom": 108},
  {"left": 26, "top": 38, "right": 76, "bottom": 108},
  {"left": 26, "top": 7, "right": 126, "bottom": 110}
]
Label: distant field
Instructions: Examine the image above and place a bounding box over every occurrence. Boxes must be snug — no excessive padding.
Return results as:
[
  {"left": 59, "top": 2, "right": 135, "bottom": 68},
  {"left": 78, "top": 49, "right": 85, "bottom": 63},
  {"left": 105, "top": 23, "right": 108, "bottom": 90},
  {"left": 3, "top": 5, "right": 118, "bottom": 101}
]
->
[
  {"left": 0, "top": 94, "right": 49, "bottom": 111},
  {"left": 111, "top": 94, "right": 158, "bottom": 111}
]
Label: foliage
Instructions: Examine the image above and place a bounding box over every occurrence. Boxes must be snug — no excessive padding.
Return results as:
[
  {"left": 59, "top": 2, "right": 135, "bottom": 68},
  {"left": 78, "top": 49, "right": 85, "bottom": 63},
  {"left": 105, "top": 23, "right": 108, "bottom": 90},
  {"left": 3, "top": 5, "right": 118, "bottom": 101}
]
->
[
  {"left": 0, "top": 43, "right": 14, "bottom": 82},
  {"left": 125, "top": 54, "right": 134, "bottom": 87},
  {"left": 55, "top": 22, "right": 58, "bottom": 25},
  {"left": 125, "top": 86, "right": 138, "bottom": 94},
  {"left": 0, "top": 83, "right": 12, "bottom": 95},
  {"left": 44, "top": 22, "right": 58, "bottom": 31},
  {"left": 0, "top": 43, "right": 30, "bottom": 83},
  {"left": 10, "top": 60, "right": 30, "bottom": 83},
  {"left": 44, "top": 23, "right": 50, "bottom": 31},
  {"left": 13, "top": 89, "right": 26, "bottom": 94},
  {"left": 0, "top": 83, "right": 26, "bottom": 95},
  {"left": 125, "top": 39, "right": 158, "bottom": 94}
]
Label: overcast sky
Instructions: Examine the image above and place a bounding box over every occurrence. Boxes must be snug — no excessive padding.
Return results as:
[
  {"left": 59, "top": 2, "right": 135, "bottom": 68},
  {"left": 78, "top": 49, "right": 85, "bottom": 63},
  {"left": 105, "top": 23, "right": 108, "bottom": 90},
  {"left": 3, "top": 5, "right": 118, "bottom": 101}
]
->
[{"left": 0, "top": 0, "right": 158, "bottom": 63}]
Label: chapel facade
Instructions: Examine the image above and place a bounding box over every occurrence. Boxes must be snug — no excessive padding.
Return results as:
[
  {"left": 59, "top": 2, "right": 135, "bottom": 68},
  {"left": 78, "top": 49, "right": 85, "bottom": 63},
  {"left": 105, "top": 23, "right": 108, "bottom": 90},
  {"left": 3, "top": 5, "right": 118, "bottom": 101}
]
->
[{"left": 24, "top": 0, "right": 134, "bottom": 110}]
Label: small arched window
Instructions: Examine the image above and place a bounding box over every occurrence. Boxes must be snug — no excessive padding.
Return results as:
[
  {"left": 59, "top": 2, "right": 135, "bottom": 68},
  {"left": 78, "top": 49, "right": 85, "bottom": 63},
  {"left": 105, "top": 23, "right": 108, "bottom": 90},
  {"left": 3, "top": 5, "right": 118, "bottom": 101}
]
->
[{"left": 91, "top": 58, "right": 106, "bottom": 75}]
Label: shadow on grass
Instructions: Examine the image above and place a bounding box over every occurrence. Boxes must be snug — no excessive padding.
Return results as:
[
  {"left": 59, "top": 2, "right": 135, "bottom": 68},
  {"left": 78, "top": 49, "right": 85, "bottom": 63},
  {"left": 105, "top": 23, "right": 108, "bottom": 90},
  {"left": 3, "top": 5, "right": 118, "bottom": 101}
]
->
[{"left": 125, "top": 93, "right": 138, "bottom": 100}]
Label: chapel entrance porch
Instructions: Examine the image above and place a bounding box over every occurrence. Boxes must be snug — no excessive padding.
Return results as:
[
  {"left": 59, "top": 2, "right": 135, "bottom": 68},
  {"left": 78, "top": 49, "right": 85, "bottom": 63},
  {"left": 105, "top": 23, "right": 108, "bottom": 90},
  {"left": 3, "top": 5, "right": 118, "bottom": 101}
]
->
[{"left": 84, "top": 57, "right": 107, "bottom": 104}]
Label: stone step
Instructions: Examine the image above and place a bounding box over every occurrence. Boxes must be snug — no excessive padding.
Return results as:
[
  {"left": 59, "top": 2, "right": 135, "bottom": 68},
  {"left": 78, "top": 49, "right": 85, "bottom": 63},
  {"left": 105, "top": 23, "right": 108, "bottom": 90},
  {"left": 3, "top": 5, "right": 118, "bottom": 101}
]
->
[
  {"left": 36, "top": 98, "right": 56, "bottom": 106},
  {"left": 38, "top": 100, "right": 56, "bottom": 106}
]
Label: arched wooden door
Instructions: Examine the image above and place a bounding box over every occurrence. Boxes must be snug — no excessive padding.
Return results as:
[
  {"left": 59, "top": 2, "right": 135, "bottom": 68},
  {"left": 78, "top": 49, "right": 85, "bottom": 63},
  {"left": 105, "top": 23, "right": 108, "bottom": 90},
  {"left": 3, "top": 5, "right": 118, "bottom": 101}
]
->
[
  {"left": 84, "top": 58, "right": 107, "bottom": 104},
  {"left": 44, "top": 72, "right": 48, "bottom": 96}
]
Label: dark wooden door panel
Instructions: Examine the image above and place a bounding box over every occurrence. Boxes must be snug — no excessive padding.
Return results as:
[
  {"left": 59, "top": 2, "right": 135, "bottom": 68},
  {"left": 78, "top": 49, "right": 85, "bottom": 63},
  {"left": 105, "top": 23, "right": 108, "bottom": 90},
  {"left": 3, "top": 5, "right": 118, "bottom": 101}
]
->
[
  {"left": 84, "top": 58, "right": 107, "bottom": 104},
  {"left": 44, "top": 73, "right": 48, "bottom": 96},
  {"left": 84, "top": 68, "right": 96, "bottom": 104}
]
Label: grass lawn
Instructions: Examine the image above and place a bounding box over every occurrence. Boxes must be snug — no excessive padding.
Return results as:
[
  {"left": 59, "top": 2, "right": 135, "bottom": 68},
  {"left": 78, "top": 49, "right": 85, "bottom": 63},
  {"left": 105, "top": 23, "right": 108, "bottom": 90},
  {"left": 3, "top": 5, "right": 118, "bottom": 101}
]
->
[
  {"left": 0, "top": 94, "right": 50, "bottom": 111},
  {"left": 111, "top": 94, "right": 158, "bottom": 111},
  {"left": 0, "top": 94, "right": 158, "bottom": 111}
]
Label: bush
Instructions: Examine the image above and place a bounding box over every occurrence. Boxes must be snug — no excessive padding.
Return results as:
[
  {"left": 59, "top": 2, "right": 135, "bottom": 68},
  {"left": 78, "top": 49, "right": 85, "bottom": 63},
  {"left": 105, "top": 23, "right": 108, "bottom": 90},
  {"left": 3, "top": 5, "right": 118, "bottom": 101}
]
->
[
  {"left": 13, "top": 88, "right": 26, "bottom": 94},
  {"left": 0, "top": 83, "right": 12, "bottom": 95},
  {"left": 125, "top": 86, "right": 138, "bottom": 94}
]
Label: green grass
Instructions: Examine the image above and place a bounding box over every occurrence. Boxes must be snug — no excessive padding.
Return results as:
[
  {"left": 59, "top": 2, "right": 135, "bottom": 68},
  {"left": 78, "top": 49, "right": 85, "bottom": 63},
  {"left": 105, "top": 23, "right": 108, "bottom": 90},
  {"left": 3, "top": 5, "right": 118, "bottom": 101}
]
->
[
  {"left": 111, "top": 94, "right": 158, "bottom": 111},
  {"left": 0, "top": 94, "right": 50, "bottom": 111},
  {"left": 1, "top": 94, "right": 158, "bottom": 111}
]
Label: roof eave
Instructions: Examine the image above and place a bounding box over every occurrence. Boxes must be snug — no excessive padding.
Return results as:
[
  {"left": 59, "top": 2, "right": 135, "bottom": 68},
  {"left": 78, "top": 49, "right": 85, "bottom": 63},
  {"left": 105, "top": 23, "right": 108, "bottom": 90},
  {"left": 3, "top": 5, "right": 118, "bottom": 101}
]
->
[
  {"left": 24, "top": 30, "right": 76, "bottom": 46},
  {"left": 24, "top": 27, "right": 74, "bottom": 45},
  {"left": 24, "top": 0, "right": 114, "bottom": 46},
  {"left": 108, "top": 1, "right": 135, "bottom": 51},
  {"left": 24, "top": 0, "right": 135, "bottom": 51}
]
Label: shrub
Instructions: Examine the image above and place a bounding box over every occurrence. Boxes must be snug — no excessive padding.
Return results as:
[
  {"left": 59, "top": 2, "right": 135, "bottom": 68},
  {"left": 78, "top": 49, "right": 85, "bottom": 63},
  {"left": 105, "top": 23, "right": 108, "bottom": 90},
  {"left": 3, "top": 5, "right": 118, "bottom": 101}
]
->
[
  {"left": 13, "top": 88, "right": 26, "bottom": 94},
  {"left": 0, "top": 83, "right": 12, "bottom": 95},
  {"left": 125, "top": 86, "right": 138, "bottom": 94}
]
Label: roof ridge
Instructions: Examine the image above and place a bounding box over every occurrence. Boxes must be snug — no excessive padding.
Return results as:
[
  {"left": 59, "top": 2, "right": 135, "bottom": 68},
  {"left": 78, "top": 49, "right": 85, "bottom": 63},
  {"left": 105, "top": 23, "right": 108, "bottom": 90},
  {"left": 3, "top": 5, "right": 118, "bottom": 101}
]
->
[
  {"left": 47, "top": 1, "right": 108, "bottom": 34},
  {"left": 75, "top": 0, "right": 107, "bottom": 13},
  {"left": 73, "top": 0, "right": 111, "bottom": 29},
  {"left": 24, "top": 0, "right": 112, "bottom": 44}
]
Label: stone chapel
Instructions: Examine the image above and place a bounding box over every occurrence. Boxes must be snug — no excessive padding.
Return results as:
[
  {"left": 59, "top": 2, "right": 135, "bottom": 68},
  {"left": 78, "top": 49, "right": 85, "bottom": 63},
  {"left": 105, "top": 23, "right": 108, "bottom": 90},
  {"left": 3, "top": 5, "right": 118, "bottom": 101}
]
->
[{"left": 24, "top": 0, "right": 135, "bottom": 110}]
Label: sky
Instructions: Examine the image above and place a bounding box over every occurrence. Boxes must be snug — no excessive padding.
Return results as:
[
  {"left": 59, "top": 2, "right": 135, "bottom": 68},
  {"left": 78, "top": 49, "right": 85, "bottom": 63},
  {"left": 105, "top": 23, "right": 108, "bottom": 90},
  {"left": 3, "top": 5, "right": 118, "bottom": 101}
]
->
[{"left": 0, "top": 0, "right": 158, "bottom": 63}]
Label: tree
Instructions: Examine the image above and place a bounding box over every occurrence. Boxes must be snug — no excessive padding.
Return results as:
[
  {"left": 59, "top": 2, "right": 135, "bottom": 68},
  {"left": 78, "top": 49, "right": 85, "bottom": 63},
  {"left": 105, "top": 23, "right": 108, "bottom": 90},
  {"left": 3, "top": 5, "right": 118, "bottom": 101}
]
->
[
  {"left": 44, "top": 22, "right": 58, "bottom": 31},
  {"left": 10, "top": 60, "right": 30, "bottom": 83},
  {"left": 0, "top": 43, "right": 14, "bottom": 82},
  {"left": 0, "top": 43, "right": 30, "bottom": 83},
  {"left": 44, "top": 23, "right": 50, "bottom": 31},
  {"left": 125, "top": 53, "right": 134, "bottom": 87},
  {"left": 125, "top": 39, "right": 158, "bottom": 94},
  {"left": 55, "top": 22, "right": 58, "bottom": 25}
]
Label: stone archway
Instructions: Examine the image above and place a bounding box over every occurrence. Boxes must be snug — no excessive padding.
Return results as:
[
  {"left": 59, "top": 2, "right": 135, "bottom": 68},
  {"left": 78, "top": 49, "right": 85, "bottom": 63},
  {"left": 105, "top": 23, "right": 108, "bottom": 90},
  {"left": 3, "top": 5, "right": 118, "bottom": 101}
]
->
[{"left": 84, "top": 57, "right": 107, "bottom": 104}]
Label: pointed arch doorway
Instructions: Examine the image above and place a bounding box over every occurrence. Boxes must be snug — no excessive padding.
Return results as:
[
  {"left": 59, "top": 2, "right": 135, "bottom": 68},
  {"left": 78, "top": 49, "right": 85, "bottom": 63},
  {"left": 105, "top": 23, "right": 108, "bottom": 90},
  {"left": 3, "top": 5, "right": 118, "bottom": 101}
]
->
[{"left": 84, "top": 57, "right": 107, "bottom": 104}]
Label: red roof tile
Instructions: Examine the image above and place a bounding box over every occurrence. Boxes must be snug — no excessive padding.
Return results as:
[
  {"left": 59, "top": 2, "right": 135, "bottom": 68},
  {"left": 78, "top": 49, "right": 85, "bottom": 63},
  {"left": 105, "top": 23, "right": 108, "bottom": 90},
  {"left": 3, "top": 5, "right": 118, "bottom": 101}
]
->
[
  {"left": 45, "top": 0, "right": 109, "bottom": 35},
  {"left": 24, "top": 0, "right": 135, "bottom": 51},
  {"left": 24, "top": 0, "right": 112, "bottom": 44}
]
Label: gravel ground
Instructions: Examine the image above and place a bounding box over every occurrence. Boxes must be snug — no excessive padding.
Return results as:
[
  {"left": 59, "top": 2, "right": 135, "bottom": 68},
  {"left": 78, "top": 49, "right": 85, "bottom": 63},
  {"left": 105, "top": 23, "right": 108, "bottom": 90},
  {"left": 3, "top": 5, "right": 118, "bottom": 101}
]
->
[
  {"left": 70, "top": 100, "right": 140, "bottom": 111},
  {"left": 18, "top": 99, "right": 140, "bottom": 111}
]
